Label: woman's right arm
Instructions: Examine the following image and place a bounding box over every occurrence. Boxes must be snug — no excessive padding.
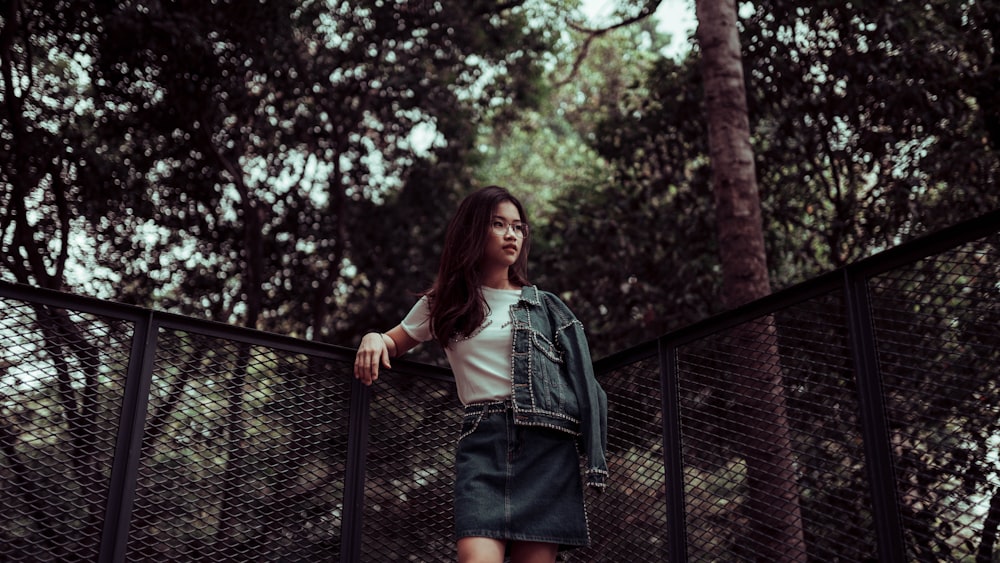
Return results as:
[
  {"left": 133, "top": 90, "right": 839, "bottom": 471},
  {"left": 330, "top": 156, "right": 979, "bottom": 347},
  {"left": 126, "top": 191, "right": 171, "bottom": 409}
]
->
[{"left": 353, "top": 325, "right": 421, "bottom": 386}]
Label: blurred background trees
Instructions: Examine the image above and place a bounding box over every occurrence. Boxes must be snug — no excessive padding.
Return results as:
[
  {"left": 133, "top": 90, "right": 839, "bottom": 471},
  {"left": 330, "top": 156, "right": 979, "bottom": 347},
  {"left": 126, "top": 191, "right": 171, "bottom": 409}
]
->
[
  {"left": 4, "top": 0, "right": 997, "bottom": 357},
  {"left": 2, "top": 0, "right": 556, "bottom": 353},
  {"left": 536, "top": 0, "right": 1000, "bottom": 357}
]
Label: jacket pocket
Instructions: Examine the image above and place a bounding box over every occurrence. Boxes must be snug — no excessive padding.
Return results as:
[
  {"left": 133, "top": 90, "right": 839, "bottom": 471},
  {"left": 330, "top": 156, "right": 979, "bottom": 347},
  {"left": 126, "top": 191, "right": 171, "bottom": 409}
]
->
[
  {"left": 529, "top": 330, "right": 563, "bottom": 365},
  {"left": 530, "top": 333, "right": 580, "bottom": 416}
]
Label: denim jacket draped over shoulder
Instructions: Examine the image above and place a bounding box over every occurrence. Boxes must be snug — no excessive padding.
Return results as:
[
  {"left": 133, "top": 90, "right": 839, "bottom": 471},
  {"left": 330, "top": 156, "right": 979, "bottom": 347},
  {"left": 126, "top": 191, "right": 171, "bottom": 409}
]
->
[{"left": 509, "top": 285, "right": 608, "bottom": 489}]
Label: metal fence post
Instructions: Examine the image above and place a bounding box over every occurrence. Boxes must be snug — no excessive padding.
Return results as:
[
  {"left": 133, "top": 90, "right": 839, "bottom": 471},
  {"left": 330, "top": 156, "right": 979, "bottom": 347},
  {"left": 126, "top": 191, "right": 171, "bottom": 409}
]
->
[
  {"left": 659, "top": 339, "right": 688, "bottom": 563},
  {"left": 843, "top": 268, "right": 907, "bottom": 562},
  {"left": 99, "top": 310, "right": 158, "bottom": 563},
  {"left": 340, "top": 377, "right": 372, "bottom": 563}
]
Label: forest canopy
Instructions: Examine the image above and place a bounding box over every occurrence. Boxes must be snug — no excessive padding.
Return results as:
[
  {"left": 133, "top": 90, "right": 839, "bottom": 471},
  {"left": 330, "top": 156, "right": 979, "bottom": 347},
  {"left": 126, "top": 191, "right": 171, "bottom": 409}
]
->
[{"left": 2, "top": 0, "right": 998, "bottom": 359}]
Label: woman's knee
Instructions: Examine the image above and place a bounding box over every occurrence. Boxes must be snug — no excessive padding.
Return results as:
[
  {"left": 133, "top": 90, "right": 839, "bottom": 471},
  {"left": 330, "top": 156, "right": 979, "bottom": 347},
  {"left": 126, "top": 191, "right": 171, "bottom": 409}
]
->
[
  {"left": 457, "top": 537, "right": 505, "bottom": 563},
  {"left": 509, "top": 540, "right": 558, "bottom": 563}
]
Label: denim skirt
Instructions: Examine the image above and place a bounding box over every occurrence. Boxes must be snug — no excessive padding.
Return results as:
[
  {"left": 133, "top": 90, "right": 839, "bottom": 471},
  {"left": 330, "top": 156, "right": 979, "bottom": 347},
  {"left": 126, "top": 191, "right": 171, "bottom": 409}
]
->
[{"left": 454, "top": 401, "right": 590, "bottom": 549}]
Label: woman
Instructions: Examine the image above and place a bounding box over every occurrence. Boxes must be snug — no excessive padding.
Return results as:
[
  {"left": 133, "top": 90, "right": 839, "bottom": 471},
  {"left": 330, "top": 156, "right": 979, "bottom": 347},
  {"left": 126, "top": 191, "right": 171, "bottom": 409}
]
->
[{"left": 354, "top": 186, "right": 608, "bottom": 563}]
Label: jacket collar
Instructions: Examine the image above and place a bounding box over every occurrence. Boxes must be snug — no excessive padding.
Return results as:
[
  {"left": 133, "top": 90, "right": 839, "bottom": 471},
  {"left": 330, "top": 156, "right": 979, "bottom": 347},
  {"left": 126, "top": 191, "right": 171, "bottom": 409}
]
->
[{"left": 518, "top": 285, "right": 542, "bottom": 306}]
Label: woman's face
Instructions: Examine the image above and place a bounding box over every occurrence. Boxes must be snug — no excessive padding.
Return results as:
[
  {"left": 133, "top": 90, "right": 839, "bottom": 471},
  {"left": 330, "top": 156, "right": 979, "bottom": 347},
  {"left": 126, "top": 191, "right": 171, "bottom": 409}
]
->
[{"left": 479, "top": 200, "right": 526, "bottom": 271}]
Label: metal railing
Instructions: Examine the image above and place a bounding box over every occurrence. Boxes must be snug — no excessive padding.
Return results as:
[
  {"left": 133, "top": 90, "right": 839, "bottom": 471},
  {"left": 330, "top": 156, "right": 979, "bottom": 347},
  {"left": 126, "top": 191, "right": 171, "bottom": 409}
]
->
[{"left": 1, "top": 209, "right": 998, "bottom": 561}]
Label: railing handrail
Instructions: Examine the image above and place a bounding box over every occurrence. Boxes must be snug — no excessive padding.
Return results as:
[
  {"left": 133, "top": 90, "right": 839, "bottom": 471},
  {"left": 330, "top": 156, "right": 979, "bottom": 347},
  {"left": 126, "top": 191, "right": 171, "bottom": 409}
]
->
[
  {"left": 0, "top": 278, "right": 453, "bottom": 380},
  {"left": 6, "top": 205, "right": 997, "bottom": 379},
  {"left": 594, "top": 207, "right": 1000, "bottom": 375}
]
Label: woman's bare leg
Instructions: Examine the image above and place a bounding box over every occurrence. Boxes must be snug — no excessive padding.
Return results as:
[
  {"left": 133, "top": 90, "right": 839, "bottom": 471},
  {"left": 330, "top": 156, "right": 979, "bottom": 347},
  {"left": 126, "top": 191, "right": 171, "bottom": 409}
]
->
[
  {"left": 457, "top": 537, "right": 505, "bottom": 563},
  {"left": 509, "top": 541, "right": 558, "bottom": 563}
]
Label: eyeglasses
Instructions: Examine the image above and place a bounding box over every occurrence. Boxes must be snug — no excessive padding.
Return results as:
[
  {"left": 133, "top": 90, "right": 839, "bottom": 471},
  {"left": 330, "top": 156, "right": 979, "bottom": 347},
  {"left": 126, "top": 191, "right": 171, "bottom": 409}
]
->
[{"left": 490, "top": 220, "right": 529, "bottom": 238}]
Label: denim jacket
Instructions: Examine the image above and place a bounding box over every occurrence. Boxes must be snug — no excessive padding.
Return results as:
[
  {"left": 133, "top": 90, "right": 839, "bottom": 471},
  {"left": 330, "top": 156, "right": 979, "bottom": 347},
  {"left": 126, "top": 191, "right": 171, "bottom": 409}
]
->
[{"left": 509, "top": 286, "right": 608, "bottom": 489}]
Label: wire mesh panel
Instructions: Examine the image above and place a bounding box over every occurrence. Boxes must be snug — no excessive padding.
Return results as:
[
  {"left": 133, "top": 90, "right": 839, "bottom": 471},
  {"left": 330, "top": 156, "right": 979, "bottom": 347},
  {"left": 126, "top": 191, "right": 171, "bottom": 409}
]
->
[
  {"left": 3, "top": 213, "right": 998, "bottom": 562},
  {"left": 124, "top": 327, "right": 353, "bottom": 562},
  {"left": 675, "top": 292, "right": 877, "bottom": 562},
  {"left": 868, "top": 235, "right": 1000, "bottom": 561},
  {"left": 0, "top": 298, "right": 132, "bottom": 562},
  {"left": 361, "top": 371, "right": 462, "bottom": 561},
  {"left": 775, "top": 293, "right": 878, "bottom": 560},
  {"left": 576, "top": 356, "right": 670, "bottom": 562}
]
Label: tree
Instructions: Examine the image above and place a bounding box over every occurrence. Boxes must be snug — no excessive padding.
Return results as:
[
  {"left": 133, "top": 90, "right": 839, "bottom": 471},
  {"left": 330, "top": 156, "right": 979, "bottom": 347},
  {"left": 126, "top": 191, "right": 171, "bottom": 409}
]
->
[
  {"left": 527, "top": 3, "right": 718, "bottom": 359},
  {"left": 742, "top": 0, "right": 1000, "bottom": 281},
  {"left": 2, "top": 0, "right": 562, "bottom": 338},
  {"left": 694, "top": 0, "right": 806, "bottom": 559},
  {"left": 1, "top": 6, "right": 129, "bottom": 557}
]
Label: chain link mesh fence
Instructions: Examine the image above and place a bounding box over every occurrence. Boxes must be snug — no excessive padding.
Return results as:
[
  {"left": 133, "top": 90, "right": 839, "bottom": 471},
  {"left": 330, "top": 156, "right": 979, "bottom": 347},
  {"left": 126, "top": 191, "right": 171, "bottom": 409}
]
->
[
  {"left": 575, "top": 357, "right": 670, "bottom": 562},
  {"left": 361, "top": 371, "right": 462, "bottom": 561},
  {"left": 125, "top": 328, "right": 354, "bottom": 561},
  {"left": 1, "top": 217, "right": 998, "bottom": 561},
  {"left": 868, "top": 235, "right": 1000, "bottom": 561},
  {"left": 663, "top": 232, "right": 1000, "bottom": 561},
  {"left": 674, "top": 296, "right": 877, "bottom": 562},
  {"left": 1, "top": 298, "right": 132, "bottom": 562}
]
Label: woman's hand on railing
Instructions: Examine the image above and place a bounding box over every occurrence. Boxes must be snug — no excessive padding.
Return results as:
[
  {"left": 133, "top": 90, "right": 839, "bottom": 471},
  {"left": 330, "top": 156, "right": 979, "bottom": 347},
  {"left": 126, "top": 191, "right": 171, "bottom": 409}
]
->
[{"left": 354, "top": 332, "right": 393, "bottom": 385}]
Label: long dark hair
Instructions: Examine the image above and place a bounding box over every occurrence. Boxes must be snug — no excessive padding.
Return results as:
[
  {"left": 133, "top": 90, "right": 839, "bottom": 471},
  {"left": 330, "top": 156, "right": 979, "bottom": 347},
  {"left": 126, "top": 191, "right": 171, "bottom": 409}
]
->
[{"left": 426, "top": 185, "right": 531, "bottom": 348}]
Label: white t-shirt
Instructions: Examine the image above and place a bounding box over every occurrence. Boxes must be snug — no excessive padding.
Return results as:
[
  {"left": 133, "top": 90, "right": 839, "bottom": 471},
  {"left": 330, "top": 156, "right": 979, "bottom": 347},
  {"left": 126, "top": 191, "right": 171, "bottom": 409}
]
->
[{"left": 400, "top": 286, "right": 522, "bottom": 405}]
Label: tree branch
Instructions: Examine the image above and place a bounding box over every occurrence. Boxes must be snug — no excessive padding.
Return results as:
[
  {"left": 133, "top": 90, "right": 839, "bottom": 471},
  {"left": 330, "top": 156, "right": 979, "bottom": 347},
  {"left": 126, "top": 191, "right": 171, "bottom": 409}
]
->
[{"left": 554, "top": 0, "right": 663, "bottom": 87}]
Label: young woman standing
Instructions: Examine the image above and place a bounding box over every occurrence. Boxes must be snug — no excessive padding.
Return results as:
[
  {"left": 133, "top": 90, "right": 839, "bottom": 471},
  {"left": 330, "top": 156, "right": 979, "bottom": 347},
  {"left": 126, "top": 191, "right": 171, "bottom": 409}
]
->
[{"left": 354, "top": 186, "right": 608, "bottom": 563}]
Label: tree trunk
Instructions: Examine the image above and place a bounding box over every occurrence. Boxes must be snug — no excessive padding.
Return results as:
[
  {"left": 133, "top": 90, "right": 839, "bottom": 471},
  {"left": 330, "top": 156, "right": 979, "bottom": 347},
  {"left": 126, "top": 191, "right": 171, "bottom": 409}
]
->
[
  {"left": 695, "top": 0, "right": 807, "bottom": 560},
  {"left": 202, "top": 129, "right": 260, "bottom": 547}
]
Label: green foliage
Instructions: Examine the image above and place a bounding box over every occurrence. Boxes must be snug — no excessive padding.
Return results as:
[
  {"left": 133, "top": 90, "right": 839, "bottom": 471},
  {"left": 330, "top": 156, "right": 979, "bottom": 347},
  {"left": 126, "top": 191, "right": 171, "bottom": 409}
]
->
[
  {"left": 535, "top": 0, "right": 1000, "bottom": 358},
  {"left": 534, "top": 175, "right": 720, "bottom": 359},
  {"left": 473, "top": 11, "right": 717, "bottom": 357},
  {"left": 532, "top": 52, "right": 721, "bottom": 357},
  {"left": 1, "top": 0, "right": 558, "bottom": 343},
  {"left": 741, "top": 0, "right": 1000, "bottom": 280}
]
